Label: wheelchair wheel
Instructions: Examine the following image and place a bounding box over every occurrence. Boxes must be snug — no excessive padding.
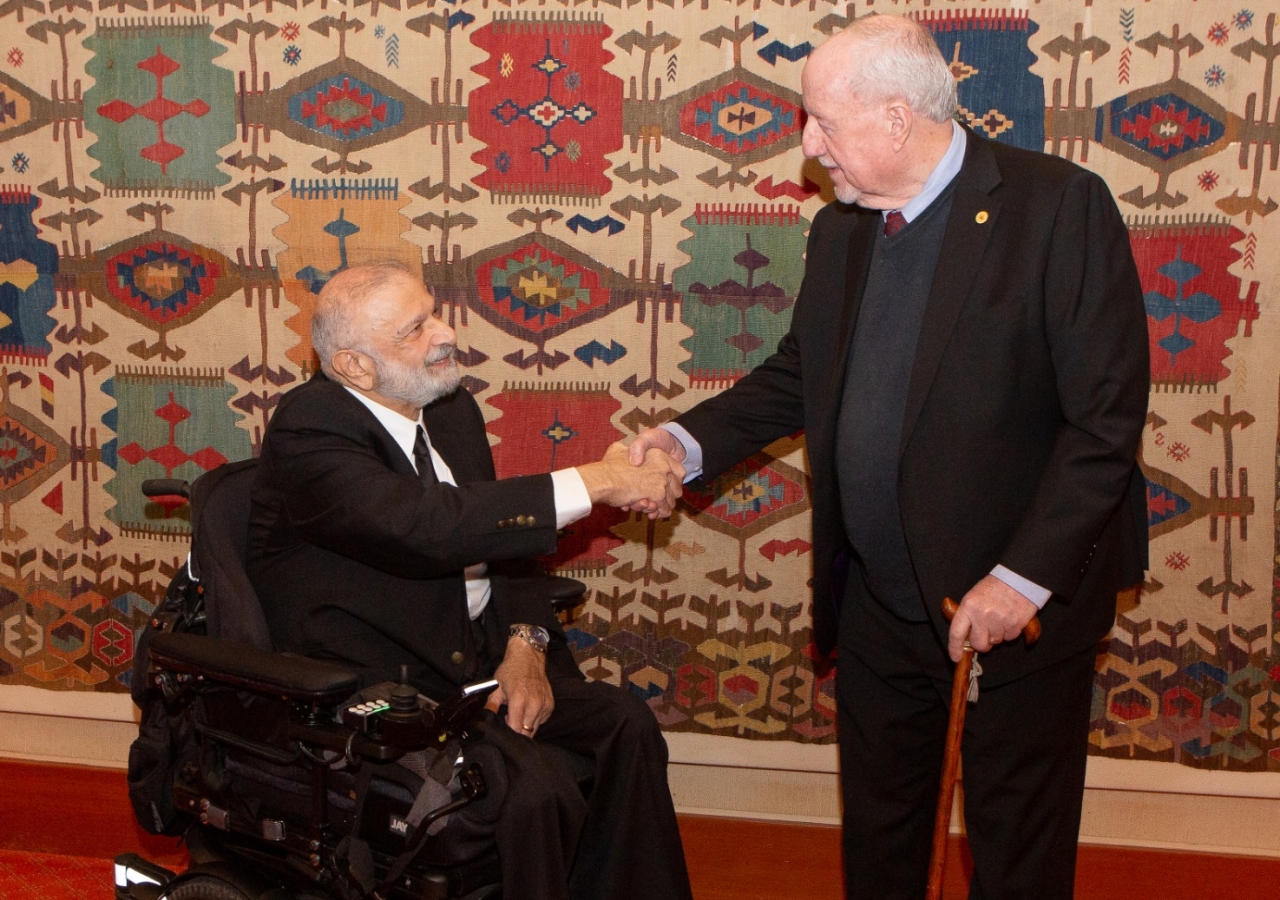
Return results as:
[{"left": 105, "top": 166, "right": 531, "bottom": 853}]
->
[{"left": 164, "top": 876, "right": 256, "bottom": 900}]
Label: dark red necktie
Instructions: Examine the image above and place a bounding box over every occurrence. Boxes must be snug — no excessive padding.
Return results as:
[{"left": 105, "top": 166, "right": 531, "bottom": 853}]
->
[{"left": 884, "top": 210, "right": 907, "bottom": 237}]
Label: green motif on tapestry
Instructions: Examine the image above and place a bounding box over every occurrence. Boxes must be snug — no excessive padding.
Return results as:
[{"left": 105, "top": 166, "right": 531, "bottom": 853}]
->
[
  {"left": 101, "top": 368, "right": 250, "bottom": 539},
  {"left": 84, "top": 20, "right": 235, "bottom": 197},
  {"left": 673, "top": 206, "right": 809, "bottom": 385}
]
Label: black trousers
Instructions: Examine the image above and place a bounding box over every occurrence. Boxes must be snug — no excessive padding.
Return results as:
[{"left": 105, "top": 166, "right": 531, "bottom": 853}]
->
[
  {"left": 462, "top": 612, "right": 693, "bottom": 900},
  {"left": 837, "top": 580, "right": 1097, "bottom": 900}
]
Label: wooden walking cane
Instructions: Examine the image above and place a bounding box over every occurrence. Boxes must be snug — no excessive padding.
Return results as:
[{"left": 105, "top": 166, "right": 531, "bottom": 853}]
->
[{"left": 924, "top": 597, "right": 1041, "bottom": 900}]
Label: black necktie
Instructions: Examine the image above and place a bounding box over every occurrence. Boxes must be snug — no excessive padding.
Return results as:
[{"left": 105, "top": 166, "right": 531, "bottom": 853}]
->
[
  {"left": 413, "top": 426, "right": 438, "bottom": 487},
  {"left": 884, "top": 210, "right": 907, "bottom": 237}
]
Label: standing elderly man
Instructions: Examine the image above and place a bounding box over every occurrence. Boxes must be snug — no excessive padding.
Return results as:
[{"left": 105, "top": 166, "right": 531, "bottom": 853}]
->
[
  {"left": 628, "top": 15, "right": 1149, "bottom": 900},
  {"left": 248, "top": 262, "right": 693, "bottom": 900}
]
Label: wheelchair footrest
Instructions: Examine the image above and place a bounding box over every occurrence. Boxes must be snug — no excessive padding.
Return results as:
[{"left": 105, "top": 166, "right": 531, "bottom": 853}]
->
[{"left": 113, "top": 853, "right": 174, "bottom": 900}]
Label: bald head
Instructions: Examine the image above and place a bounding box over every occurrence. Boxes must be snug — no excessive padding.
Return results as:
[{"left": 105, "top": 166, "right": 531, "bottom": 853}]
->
[
  {"left": 312, "top": 262, "right": 420, "bottom": 376},
  {"left": 813, "top": 16, "right": 957, "bottom": 124}
]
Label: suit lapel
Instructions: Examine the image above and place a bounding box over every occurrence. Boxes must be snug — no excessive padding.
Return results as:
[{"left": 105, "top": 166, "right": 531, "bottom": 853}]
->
[
  {"left": 423, "top": 391, "right": 490, "bottom": 485},
  {"left": 898, "top": 133, "right": 1003, "bottom": 457},
  {"left": 313, "top": 371, "right": 418, "bottom": 477}
]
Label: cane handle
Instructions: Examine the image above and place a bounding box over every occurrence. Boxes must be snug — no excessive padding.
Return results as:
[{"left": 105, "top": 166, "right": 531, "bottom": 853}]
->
[{"left": 941, "top": 596, "right": 1041, "bottom": 645}]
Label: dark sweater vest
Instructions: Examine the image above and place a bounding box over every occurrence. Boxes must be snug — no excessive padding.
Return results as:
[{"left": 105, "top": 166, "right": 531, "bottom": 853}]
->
[{"left": 837, "top": 184, "right": 957, "bottom": 621}]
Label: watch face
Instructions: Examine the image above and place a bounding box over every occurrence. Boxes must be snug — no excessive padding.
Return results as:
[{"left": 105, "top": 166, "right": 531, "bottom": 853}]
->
[{"left": 513, "top": 624, "right": 550, "bottom": 650}]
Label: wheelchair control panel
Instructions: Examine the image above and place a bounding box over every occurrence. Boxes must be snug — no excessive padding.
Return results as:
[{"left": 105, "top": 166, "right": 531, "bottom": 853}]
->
[{"left": 341, "top": 666, "right": 500, "bottom": 750}]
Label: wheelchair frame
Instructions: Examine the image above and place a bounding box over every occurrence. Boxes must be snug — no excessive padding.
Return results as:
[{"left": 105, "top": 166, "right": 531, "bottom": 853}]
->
[{"left": 113, "top": 463, "right": 585, "bottom": 900}]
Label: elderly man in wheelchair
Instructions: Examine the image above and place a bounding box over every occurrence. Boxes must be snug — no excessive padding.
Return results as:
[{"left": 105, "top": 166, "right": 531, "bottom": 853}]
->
[{"left": 115, "top": 263, "right": 694, "bottom": 900}]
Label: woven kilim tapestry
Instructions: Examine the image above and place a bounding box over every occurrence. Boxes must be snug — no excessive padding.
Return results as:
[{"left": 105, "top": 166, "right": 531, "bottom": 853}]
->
[{"left": 2, "top": 0, "right": 1279, "bottom": 781}]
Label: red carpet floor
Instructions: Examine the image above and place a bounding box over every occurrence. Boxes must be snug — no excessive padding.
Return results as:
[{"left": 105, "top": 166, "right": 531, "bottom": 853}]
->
[{"left": 0, "top": 849, "right": 115, "bottom": 900}]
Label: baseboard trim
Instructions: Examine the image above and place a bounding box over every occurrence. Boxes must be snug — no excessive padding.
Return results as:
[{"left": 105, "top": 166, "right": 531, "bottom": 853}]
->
[{"left": 7, "top": 697, "right": 1280, "bottom": 858}]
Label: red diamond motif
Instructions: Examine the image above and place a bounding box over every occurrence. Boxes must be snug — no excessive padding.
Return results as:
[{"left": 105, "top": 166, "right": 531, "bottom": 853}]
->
[
  {"left": 97, "top": 99, "right": 137, "bottom": 123},
  {"left": 138, "top": 48, "right": 181, "bottom": 79}
]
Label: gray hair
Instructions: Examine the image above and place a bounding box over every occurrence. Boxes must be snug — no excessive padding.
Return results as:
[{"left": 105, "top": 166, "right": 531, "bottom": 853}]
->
[
  {"left": 311, "top": 261, "right": 420, "bottom": 376},
  {"left": 840, "top": 15, "right": 957, "bottom": 124}
]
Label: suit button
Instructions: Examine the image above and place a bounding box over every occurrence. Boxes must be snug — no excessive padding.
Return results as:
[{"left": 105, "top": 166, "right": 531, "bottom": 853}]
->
[
  {"left": 450, "top": 651, "right": 464, "bottom": 665},
  {"left": 516, "top": 515, "right": 528, "bottom": 526},
  {"left": 526, "top": 515, "right": 536, "bottom": 526}
]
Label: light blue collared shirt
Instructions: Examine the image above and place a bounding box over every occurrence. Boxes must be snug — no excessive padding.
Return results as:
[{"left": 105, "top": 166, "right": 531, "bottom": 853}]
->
[
  {"left": 662, "top": 121, "right": 1051, "bottom": 609},
  {"left": 893, "top": 119, "right": 966, "bottom": 226}
]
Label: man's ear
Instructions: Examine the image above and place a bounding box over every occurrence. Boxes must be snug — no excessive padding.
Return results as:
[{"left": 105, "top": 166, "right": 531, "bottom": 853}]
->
[
  {"left": 887, "top": 101, "right": 912, "bottom": 149},
  {"left": 330, "top": 348, "right": 377, "bottom": 391}
]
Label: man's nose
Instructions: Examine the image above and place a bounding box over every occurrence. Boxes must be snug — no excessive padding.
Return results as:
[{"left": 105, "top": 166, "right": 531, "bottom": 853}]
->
[
  {"left": 801, "top": 119, "right": 822, "bottom": 159},
  {"left": 431, "top": 318, "right": 456, "bottom": 346}
]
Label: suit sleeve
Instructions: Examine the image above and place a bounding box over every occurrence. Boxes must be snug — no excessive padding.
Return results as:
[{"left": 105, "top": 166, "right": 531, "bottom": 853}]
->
[
  {"left": 998, "top": 171, "right": 1149, "bottom": 596},
  {"left": 263, "top": 393, "right": 560, "bottom": 581}
]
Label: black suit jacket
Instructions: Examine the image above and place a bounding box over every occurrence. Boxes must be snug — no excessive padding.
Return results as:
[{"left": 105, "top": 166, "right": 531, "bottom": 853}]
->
[
  {"left": 248, "top": 373, "right": 577, "bottom": 698},
  {"left": 678, "top": 131, "right": 1150, "bottom": 685}
]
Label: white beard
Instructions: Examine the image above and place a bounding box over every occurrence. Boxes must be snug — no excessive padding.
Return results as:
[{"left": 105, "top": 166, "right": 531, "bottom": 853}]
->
[
  {"left": 375, "top": 345, "right": 461, "bottom": 410},
  {"left": 834, "top": 183, "right": 862, "bottom": 205}
]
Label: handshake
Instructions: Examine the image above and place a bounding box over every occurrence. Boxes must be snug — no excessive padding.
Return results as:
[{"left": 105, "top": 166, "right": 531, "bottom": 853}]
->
[{"left": 576, "top": 429, "right": 687, "bottom": 519}]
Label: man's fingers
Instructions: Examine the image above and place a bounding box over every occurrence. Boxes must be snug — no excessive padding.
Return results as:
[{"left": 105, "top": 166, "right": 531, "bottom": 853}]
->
[
  {"left": 533, "top": 694, "right": 554, "bottom": 729},
  {"left": 627, "top": 433, "right": 660, "bottom": 466},
  {"left": 485, "top": 685, "right": 506, "bottom": 713},
  {"left": 504, "top": 692, "right": 526, "bottom": 733},
  {"left": 644, "top": 447, "right": 685, "bottom": 482},
  {"left": 508, "top": 686, "right": 553, "bottom": 736},
  {"left": 626, "top": 428, "right": 683, "bottom": 468},
  {"left": 947, "top": 610, "right": 972, "bottom": 662},
  {"left": 968, "top": 624, "right": 993, "bottom": 654}
]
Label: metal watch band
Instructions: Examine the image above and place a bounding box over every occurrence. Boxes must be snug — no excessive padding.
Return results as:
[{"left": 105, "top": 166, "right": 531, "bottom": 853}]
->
[{"left": 509, "top": 624, "right": 549, "bottom": 653}]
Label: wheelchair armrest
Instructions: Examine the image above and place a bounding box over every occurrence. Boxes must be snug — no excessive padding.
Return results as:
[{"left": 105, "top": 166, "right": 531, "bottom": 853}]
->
[
  {"left": 546, "top": 575, "right": 587, "bottom": 612},
  {"left": 148, "top": 632, "right": 359, "bottom": 705}
]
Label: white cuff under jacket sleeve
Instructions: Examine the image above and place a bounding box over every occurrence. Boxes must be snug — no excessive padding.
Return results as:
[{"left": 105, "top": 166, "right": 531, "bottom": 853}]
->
[{"left": 551, "top": 467, "right": 593, "bottom": 530}]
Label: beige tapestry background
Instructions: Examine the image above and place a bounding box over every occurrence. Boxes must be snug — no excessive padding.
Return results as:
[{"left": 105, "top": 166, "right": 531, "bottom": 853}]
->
[{"left": 0, "top": 0, "right": 1276, "bottom": 778}]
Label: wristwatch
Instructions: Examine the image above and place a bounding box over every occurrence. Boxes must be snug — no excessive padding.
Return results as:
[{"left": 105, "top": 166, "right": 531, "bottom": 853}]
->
[{"left": 509, "top": 624, "right": 550, "bottom": 653}]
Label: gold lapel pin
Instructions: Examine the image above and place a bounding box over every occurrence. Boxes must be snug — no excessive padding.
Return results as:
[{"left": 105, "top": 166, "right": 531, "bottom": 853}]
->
[{"left": 975, "top": 211, "right": 989, "bottom": 224}]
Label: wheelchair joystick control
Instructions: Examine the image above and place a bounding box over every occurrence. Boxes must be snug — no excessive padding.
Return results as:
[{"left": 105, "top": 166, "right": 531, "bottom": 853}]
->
[
  {"left": 389, "top": 664, "right": 419, "bottom": 714},
  {"left": 377, "top": 664, "right": 431, "bottom": 748}
]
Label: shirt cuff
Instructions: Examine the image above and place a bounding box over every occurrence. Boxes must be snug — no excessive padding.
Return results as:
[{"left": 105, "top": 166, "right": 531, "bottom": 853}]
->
[
  {"left": 551, "top": 468, "right": 593, "bottom": 530},
  {"left": 659, "top": 422, "right": 703, "bottom": 483},
  {"left": 991, "top": 565, "right": 1052, "bottom": 609}
]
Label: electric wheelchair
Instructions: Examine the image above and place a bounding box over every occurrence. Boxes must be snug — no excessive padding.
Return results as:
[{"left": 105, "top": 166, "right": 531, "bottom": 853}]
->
[{"left": 114, "top": 458, "right": 587, "bottom": 900}]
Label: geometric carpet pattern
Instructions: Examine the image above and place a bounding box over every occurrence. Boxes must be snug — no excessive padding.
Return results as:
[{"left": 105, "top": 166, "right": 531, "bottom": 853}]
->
[{"left": 0, "top": 0, "right": 1276, "bottom": 787}]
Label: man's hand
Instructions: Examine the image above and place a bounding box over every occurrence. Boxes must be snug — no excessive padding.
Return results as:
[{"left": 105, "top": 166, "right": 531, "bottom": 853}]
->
[
  {"left": 626, "top": 428, "right": 687, "bottom": 466},
  {"left": 485, "top": 638, "right": 554, "bottom": 738},
  {"left": 947, "top": 574, "right": 1038, "bottom": 662},
  {"left": 578, "top": 441, "right": 684, "bottom": 518},
  {"left": 622, "top": 428, "right": 688, "bottom": 516}
]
